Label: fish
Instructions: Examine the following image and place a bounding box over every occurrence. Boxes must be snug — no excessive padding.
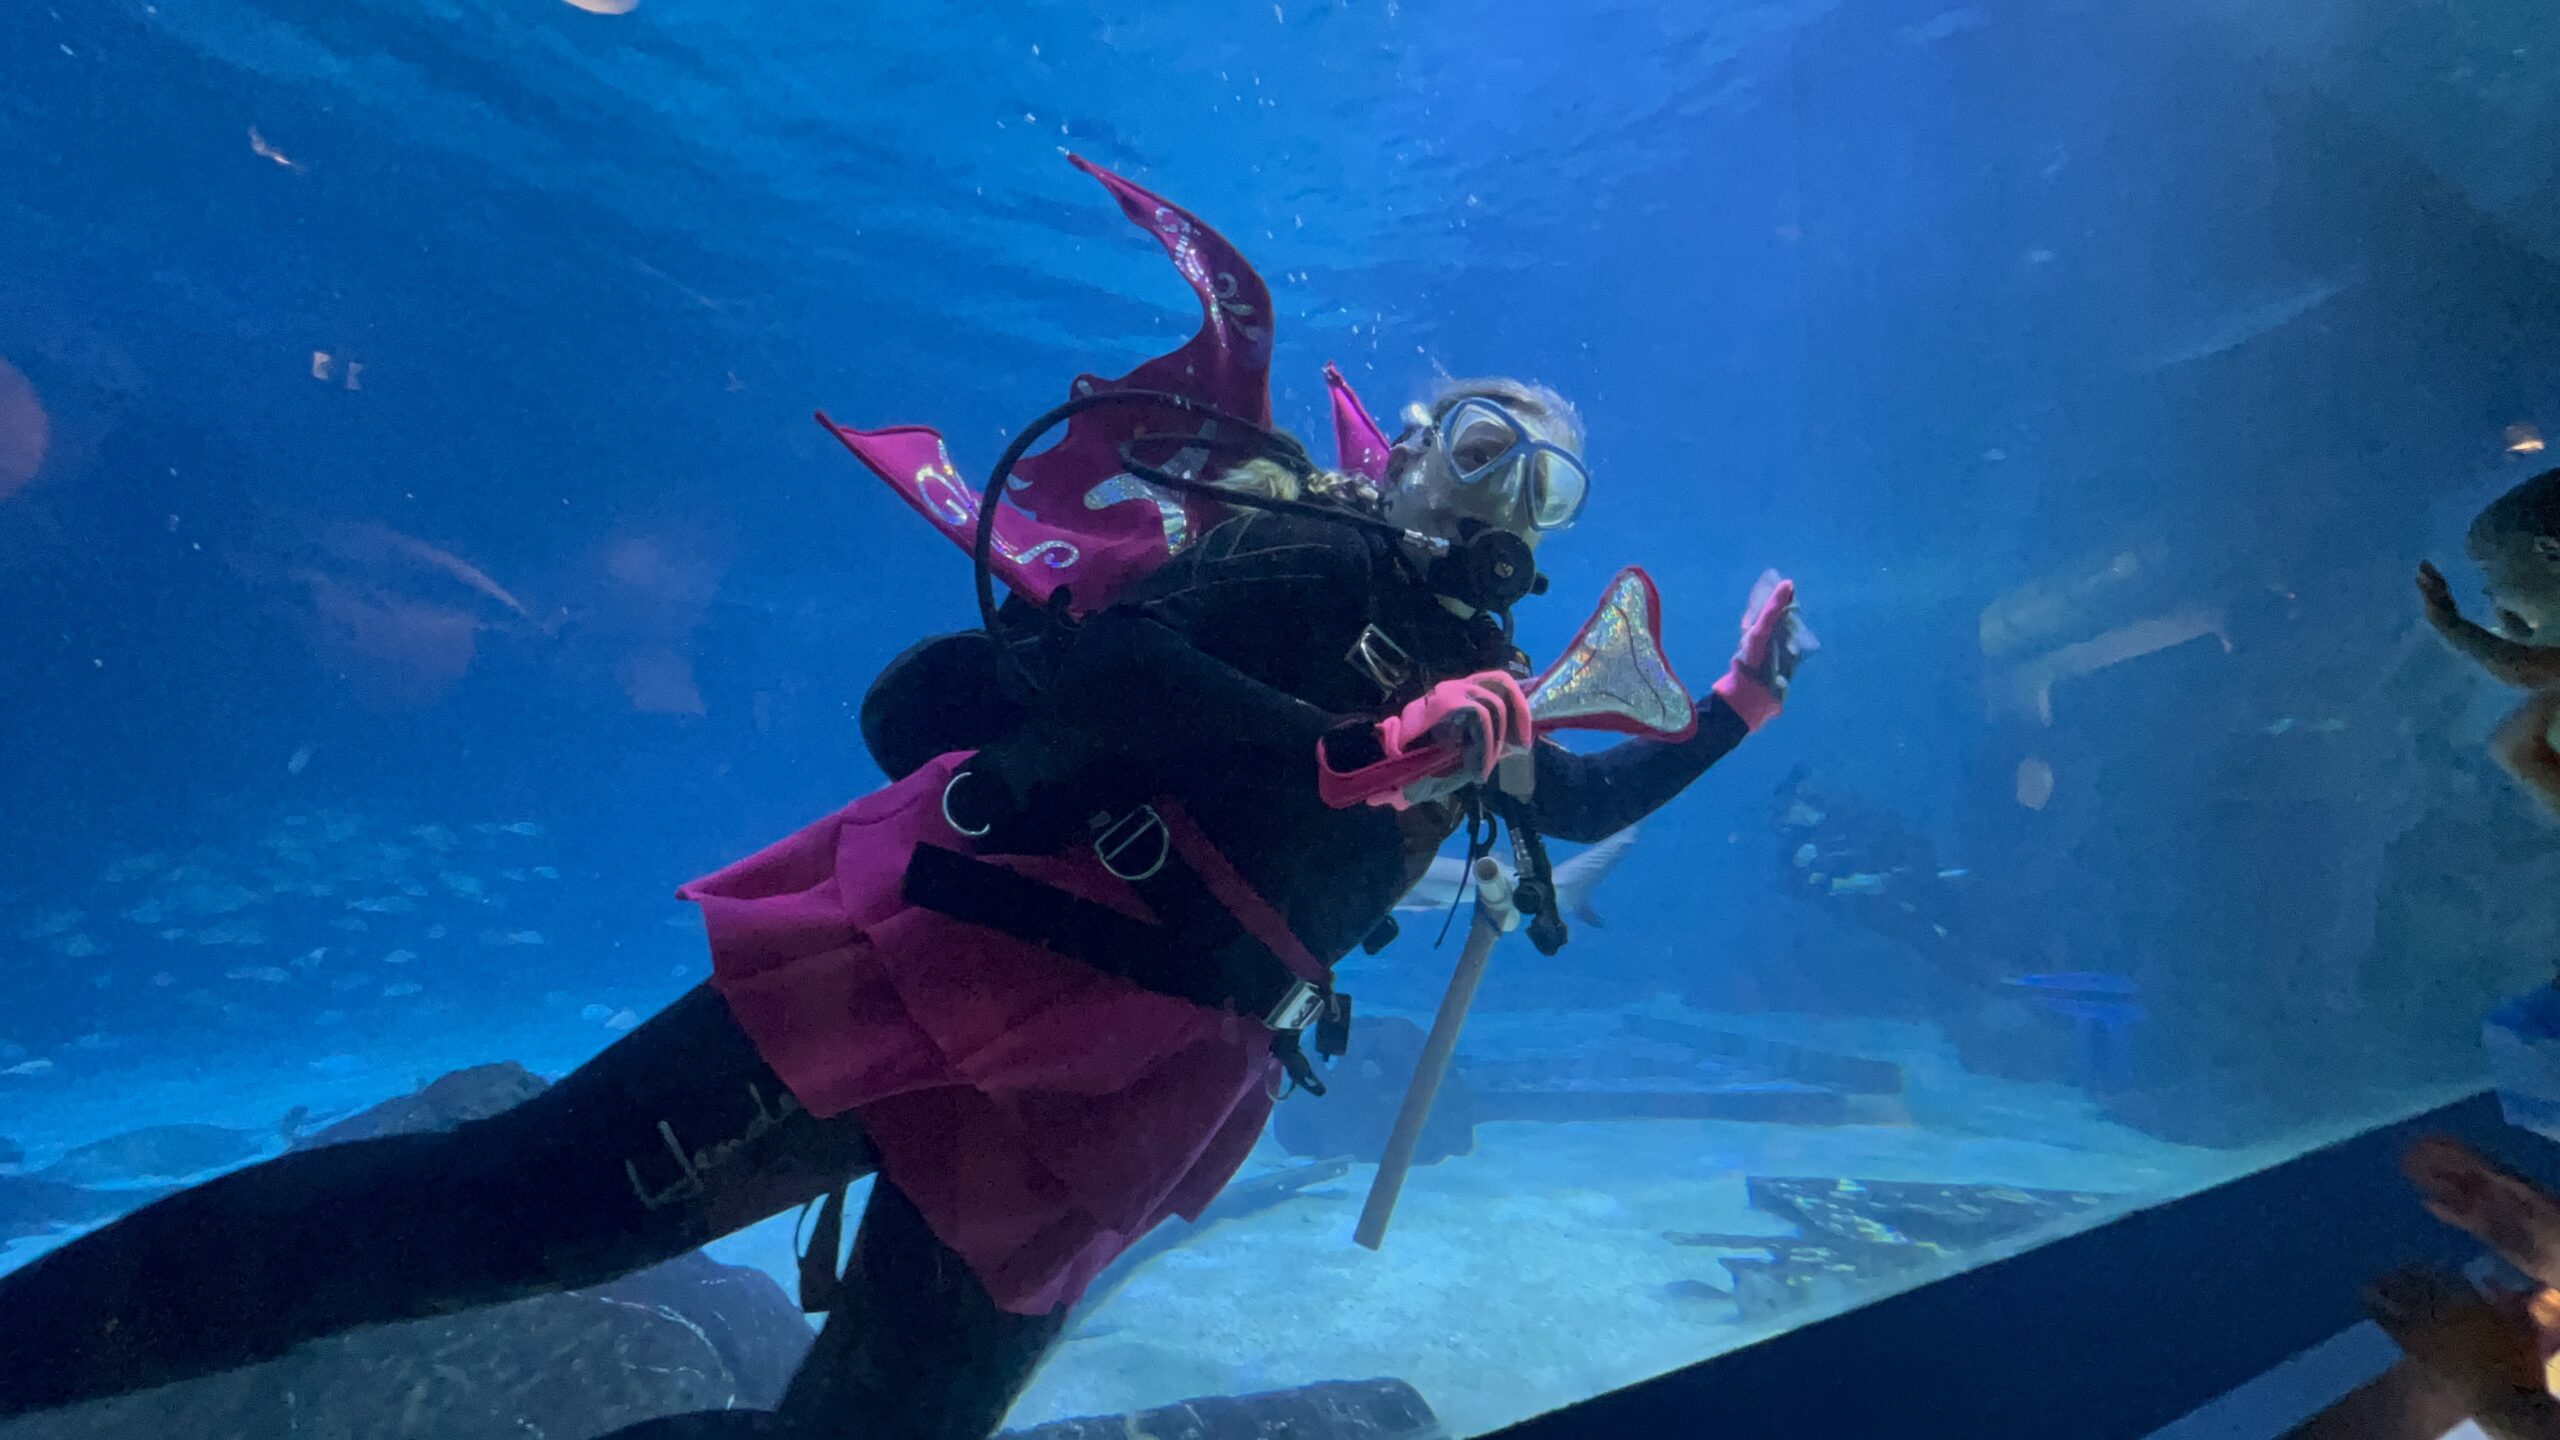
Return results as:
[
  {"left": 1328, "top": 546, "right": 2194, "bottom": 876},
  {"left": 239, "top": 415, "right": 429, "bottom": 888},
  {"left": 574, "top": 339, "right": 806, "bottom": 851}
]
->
[
  {"left": 35, "top": 1118, "right": 295, "bottom": 1185},
  {"left": 1, "top": 1061, "right": 54, "bottom": 1077},
  {"left": 1792, "top": 842, "right": 1819, "bottom": 868},
  {"left": 1828, "top": 873, "right": 1889, "bottom": 897},
  {"left": 1899, "top": 7, "right": 1986, "bottom": 44},
  {"left": 2, "top": 1172, "right": 171, "bottom": 1239},
  {"left": 1936, "top": 868, "right": 1970, "bottom": 880},
  {"left": 348, "top": 896, "right": 417, "bottom": 915},
  {"left": 226, "top": 966, "right": 292, "bottom": 983},
  {"left": 383, "top": 981, "right": 422, "bottom": 998},
  {"left": 2138, "top": 275, "right": 2359, "bottom": 371},
  {"left": 21, "top": 910, "right": 83, "bottom": 940},
  {"left": 2003, "top": 971, "right": 2146, "bottom": 1026},
  {"left": 1748, "top": 569, "right": 1821, "bottom": 658},
  {"left": 383, "top": 949, "right": 418, "bottom": 965},
  {"left": 1394, "top": 827, "right": 1638, "bottom": 927}
]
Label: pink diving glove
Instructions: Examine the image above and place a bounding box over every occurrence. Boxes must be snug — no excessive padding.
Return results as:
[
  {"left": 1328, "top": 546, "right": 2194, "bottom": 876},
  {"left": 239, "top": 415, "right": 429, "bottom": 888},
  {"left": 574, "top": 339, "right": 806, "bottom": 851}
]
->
[
  {"left": 1318, "top": 672, "right": 1534, "bottom": 810},
  {"left": 1710, "top": 573, "right": 1804, "bottom": 733}
]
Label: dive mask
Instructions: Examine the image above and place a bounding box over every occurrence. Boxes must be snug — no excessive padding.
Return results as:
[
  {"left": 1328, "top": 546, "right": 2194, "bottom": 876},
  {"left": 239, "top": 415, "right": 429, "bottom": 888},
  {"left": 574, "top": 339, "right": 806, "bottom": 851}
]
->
[{"left": 1435, "top": 397, "right": 1590, "bottom": 532}]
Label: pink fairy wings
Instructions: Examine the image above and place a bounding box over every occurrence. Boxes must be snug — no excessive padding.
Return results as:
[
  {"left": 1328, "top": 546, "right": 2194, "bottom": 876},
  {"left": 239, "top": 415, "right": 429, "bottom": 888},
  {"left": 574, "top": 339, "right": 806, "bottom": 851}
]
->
[
  {"left": 1325, "top": 362, "right": 1394, "bottom": 482},
  {"left": 817, "top": 156, "right": 1277, "bottom": 615}
]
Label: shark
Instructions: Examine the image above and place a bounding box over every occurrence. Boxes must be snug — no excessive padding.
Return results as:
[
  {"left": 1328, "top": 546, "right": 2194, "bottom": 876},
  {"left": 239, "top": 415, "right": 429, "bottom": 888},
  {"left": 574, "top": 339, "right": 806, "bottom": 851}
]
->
[{"left": 1395, "top": 827, "right": 1639, "bottom": 927}]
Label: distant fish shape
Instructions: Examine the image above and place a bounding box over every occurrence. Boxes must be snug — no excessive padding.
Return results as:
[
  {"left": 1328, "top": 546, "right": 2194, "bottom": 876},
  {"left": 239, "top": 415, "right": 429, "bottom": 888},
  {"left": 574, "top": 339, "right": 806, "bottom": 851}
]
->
[
  {"left": 35, "top": 1118, "right": 294, "bottom": 1186},
  {"left": 2004, "top": 971, "right": 2145, "bottom": 1025},
  {"left": 2138, "top": 274, "right": 2359, "bottom": 371},
  {"left": 2, "top": 1172, "right": 171, "bottom": 1239},
  {"left": 1395, "top": 827, "right": 1638, "bottom": 927},
  {"left": 1899, "top": 7, "right": 1986, "bottom": 44},
  {"left": 20, "top": 910, "right": 83, "bottom": 940},
  {"left": 1748, "top": 569, "right": 1821, "bottom": 658}
]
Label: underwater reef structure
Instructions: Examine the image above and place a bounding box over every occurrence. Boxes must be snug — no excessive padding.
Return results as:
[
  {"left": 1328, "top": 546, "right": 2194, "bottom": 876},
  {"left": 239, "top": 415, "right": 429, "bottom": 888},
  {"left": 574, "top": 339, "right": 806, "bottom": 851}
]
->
[
  {"left": 1004, "top": 1380, "right": 1442, "bottom": 1440},
  {"left": 1271, "top": 1014, "right": 1910, "bottom": 1167},
  {"left": 1666, "top": 1176, "right": 2116, "bottom": 1322}
]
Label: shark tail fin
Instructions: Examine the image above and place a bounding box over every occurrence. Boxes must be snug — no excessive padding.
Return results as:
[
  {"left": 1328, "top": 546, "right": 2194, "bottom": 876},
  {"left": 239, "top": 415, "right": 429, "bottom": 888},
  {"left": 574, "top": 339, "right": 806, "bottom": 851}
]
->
[{"left": 1557, "top": 826, "right": 1639, "bottom": 929}]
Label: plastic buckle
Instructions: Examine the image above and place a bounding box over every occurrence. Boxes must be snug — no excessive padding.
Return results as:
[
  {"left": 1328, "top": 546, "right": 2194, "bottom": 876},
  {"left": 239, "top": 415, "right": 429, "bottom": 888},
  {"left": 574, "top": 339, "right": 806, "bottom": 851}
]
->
[
  {"left": 940, "top": 770, "right": 994, "bottom": 839},
  {"left": 1264, "top": 979, "right": 1324, "bottom": 1033},
  {"left": 1091, "top": 805, "right": 1169, "bottom": 882}
]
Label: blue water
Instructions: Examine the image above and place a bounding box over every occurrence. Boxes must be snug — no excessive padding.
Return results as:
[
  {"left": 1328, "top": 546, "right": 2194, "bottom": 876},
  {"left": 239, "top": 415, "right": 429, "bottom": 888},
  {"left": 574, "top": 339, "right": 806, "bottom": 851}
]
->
[{"left": 4, "top": 0, "right": 2559, "bottom": 1434}]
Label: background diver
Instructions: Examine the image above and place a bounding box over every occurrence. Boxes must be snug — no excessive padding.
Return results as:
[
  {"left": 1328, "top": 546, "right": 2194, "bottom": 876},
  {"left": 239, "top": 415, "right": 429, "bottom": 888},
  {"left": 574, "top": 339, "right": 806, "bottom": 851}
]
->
[
  {"left": 2419, "top": 465, "right": 2560, "bottom": 817},
  {"left": 0, "top": 159, "right": 1812, "bottom": 1440}
]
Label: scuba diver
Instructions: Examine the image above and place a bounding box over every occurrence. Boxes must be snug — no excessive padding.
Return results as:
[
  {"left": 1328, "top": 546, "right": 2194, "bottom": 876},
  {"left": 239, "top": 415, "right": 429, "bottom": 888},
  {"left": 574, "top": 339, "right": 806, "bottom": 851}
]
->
[
  {"left": 0, "top": 158, "right": 1810, "bottom": 1440},
  {"left": 1769, "top": 763, "right": 1970, "bottom": 974}
]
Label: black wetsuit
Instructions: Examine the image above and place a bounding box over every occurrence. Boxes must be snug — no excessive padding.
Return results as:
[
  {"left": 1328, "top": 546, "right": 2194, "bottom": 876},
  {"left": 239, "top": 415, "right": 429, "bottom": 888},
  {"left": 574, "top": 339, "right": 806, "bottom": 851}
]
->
[{"left": 0, "top": 511, "right": 1748, "bottom": 1439}]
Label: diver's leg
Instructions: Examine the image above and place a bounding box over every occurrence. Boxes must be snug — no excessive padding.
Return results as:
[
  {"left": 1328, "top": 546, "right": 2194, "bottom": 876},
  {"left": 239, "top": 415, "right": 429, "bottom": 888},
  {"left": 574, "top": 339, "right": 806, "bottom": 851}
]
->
[
  {"left": 770, "top": 1177, "right": 1071, "bottom": 1440},
  {"left": 2493, "top": 690, "right": 2560, "bottom": 818},
  {"left": 0, "top": 984, "right": 874, "bottom": 1416}
]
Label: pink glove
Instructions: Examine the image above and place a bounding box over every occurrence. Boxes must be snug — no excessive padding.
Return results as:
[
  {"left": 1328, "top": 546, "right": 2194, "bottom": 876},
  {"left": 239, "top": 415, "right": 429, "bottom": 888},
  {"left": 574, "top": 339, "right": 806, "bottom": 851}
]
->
[
  {"left": 1711, "top": 575, "right": 1797, "bottom": 733},
  {"left": 1319, "top": 672, "right": 1534, "bottom": 810}
]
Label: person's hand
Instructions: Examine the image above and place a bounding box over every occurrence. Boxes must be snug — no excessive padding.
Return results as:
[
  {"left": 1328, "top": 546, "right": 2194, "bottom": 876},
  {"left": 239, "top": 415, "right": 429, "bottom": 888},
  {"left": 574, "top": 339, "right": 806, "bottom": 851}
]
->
[
  {"left": 1712, "top": 571, "right": 1810, "bottom": 733},
  {"left": 2405, "top": 1136, "right": 2560, "bottom": 1290},
  {"left": 2418, "top": 561, "right": 2466, "bottom": 636},
  {"left": 1317, "top": 672, "right": 1533, "bottom": 810},
  {"left": 2366, "top": 1265, "right": 2557, "bottom": 1427},
  {"left": 1397, "top": 673, "right": 1532, "bottom": 804}
]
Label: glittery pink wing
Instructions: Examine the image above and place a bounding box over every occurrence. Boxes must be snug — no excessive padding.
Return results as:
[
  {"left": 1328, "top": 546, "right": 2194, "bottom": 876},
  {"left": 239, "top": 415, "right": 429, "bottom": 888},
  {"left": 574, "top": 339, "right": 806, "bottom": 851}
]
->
[{"left": 1527, "top": 568, "right": 1697, "bottom": 740}]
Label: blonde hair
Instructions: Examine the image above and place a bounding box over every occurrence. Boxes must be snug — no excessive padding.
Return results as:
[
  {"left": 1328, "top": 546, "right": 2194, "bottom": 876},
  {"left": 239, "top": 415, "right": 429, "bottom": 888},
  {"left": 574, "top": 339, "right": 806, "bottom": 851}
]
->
[
  {"left": 1406, "top": 376, "right": 1588, "bottom": 455},
  {"left": 1212, "top": 455, "right": 1387, "bottom": 516}
]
